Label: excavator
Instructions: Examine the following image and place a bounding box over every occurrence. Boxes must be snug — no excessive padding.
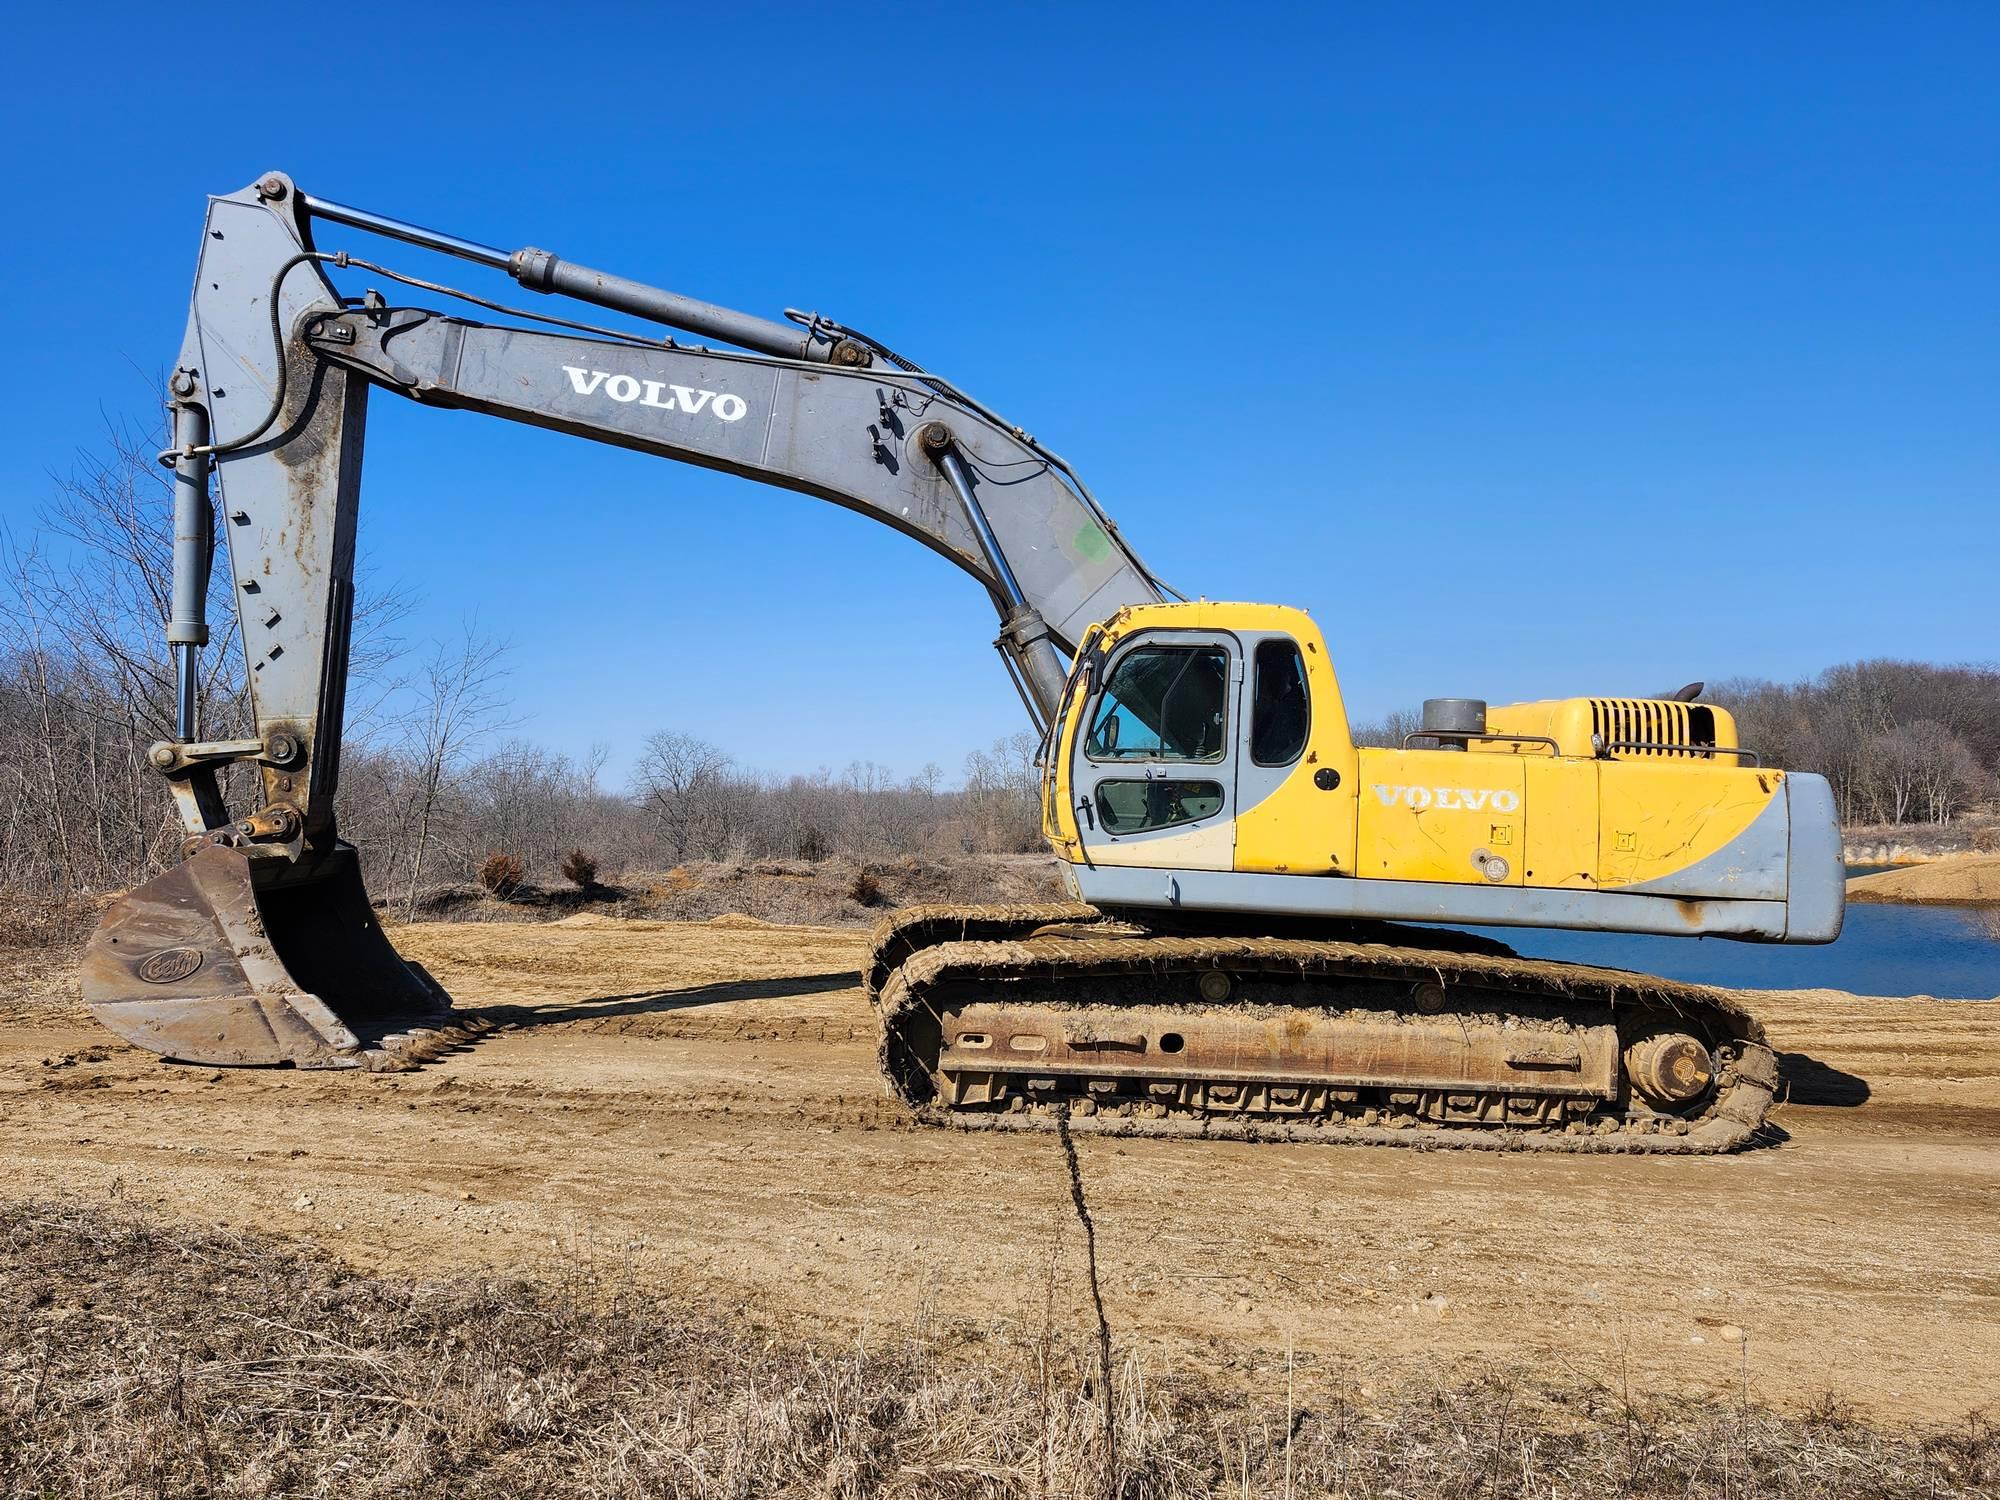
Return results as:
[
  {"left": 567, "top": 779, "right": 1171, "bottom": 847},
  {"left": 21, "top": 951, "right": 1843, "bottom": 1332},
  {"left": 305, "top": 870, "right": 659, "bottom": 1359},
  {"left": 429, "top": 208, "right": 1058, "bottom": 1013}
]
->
[{"left": 82, "top": 172, "right": 1844, "bottom": 1154}]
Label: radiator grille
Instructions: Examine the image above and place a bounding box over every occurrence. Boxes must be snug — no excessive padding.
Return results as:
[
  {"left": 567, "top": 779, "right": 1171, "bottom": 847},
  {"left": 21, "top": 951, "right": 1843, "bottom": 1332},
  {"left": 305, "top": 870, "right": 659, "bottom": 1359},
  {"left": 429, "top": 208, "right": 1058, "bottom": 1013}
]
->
[{"left": 1589, "top": 699, "right": 1719, "bottom": 759}]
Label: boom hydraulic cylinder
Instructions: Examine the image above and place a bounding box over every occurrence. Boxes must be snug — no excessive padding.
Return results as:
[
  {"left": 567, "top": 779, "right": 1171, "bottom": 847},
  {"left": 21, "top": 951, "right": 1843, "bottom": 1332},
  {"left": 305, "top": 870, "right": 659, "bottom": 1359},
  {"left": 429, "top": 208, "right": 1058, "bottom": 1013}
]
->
[{"left": 299, "top": 191, "right": 866, "bottom": 366}]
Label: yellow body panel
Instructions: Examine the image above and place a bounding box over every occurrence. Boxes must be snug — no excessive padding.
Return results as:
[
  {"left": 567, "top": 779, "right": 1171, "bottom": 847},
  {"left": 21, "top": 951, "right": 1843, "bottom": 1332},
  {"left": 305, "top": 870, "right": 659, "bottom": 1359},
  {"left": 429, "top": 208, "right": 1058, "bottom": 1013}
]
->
[
  {"left": 1229, "top": 748, "right": 1357, "bottom": 874},
  {"left": 1523, "top": 757, "right": 1600, "bottom": 889},
  {"left": 1041, "top": 601, "right": 1784, "bottom": 898},
  {"left": 1484, "top": 697, "right": 1746, "bottom": 760},
  {"left": 1354, "top": 749, "right": 1526, "bottom": 886},
  {"left": 1596, "top": 762, "right": 1782, "bottom": 889}
]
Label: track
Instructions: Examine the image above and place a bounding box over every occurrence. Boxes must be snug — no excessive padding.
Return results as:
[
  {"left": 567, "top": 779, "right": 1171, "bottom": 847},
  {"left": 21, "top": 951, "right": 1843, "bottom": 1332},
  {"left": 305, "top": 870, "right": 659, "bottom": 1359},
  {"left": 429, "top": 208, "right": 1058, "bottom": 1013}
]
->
[{"left": 868, "top": 905, "right": 1780, "bottom": 1154}]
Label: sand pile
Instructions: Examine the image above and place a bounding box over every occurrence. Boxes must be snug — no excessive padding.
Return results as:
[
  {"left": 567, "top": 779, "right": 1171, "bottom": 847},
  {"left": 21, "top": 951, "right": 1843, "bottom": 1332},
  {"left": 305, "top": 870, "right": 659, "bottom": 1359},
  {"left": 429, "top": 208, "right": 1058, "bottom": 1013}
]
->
[{"left": 1847, "top": 854, "right": 2000, "bottom": 906}]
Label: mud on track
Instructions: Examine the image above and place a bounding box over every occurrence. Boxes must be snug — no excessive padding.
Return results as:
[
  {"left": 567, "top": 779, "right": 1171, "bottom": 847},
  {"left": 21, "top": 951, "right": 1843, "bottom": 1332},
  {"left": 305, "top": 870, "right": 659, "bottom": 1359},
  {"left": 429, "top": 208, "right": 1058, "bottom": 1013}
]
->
[{"left": 3, "top": 913, "right": 1996, "bottom": 1426}]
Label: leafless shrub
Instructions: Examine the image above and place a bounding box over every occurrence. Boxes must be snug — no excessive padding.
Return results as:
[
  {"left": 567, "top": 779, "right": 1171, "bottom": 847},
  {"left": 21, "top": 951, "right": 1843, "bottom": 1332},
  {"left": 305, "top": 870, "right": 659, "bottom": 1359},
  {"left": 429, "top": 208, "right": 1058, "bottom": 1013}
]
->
[
  {"left": 477, "top": 851, "right": 526, "bottom": 898},
  {"left": 560, "top": 848, "right": 599, "bottom": 889},
  {"left": 848, "top": 868, "right": 883, "bottom": 907}
]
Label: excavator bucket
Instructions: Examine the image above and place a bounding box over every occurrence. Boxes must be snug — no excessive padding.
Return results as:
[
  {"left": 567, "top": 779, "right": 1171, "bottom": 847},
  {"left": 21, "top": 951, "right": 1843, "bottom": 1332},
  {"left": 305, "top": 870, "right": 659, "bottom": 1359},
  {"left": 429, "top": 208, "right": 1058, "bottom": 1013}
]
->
[{"left": 81, "top": 845, "right": 471, "bottom": 1069}]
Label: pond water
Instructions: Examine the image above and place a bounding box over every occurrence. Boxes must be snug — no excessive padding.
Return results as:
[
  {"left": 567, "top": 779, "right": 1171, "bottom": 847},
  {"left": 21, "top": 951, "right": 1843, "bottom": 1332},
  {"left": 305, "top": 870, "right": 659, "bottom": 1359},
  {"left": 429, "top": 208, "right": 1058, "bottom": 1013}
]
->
[{"left": 1459, "top": 902, "right": 2000, "bottom": 999}]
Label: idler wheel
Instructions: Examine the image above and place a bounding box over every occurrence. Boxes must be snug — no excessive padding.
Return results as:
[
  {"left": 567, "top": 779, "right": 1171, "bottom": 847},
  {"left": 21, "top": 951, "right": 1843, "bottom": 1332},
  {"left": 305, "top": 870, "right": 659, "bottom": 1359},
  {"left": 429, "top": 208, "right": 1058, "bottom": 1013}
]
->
[{"left": 1624, "top": 1032, "right": 1714, "bottom": 1109}]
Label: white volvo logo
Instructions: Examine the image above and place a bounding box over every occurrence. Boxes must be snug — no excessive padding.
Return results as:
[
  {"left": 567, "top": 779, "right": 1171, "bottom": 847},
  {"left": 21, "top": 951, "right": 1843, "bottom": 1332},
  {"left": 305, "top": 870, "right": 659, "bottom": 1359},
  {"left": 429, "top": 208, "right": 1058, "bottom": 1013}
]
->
[
  {"left": 1371, "top": 783, "right": 1521, "bottom": 813},
  {"left": 562, "top": 366, "right": 748, "bottom": 423}
]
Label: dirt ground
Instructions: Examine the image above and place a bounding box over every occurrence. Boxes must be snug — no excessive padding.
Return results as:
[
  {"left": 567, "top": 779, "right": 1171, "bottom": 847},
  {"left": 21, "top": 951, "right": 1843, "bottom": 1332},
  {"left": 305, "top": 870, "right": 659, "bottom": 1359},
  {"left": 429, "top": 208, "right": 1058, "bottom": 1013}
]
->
[{"left": 3, "top": 915, "right": 1996, "bottom": 1430}]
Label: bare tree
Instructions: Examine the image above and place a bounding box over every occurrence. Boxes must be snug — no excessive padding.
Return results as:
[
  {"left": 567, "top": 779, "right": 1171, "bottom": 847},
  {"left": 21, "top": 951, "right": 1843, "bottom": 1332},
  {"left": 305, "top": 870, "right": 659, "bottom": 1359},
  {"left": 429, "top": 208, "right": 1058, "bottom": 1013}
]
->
[
  {"left": 1715, "top": 662, "right": 2000, "bottom": 826},
  {"left": 396, "top": 625, "right": 515, "bottom": 916},
  {"left": 458, "top": 738, "right": 616, "bottom": 874},
  {"left": 1351, "top": 708, "right": 1424, "bottom": 749},
  {"left": 961, "top": 732, "right": 1042, "bottom": 852},
  {"left": 1898, "top": 720, "right": 1988, "bottom": 825},
  {"left": 632, "top": 731, "right": 736, "bottom": 863},
  {"left": 0, "top": 417, "right": 247, "bottom": 896}
]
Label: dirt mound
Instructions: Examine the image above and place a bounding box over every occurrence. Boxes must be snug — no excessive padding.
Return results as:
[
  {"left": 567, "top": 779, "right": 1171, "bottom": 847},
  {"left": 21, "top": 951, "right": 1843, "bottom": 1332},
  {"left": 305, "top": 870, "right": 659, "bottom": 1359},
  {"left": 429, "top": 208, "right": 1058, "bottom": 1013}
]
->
[
  {"left": 392, "top": 854, "right": 1066, "bottom": 930},
  {"left": 1848, "top": 854, "right": 2000, "bottom": 906}
]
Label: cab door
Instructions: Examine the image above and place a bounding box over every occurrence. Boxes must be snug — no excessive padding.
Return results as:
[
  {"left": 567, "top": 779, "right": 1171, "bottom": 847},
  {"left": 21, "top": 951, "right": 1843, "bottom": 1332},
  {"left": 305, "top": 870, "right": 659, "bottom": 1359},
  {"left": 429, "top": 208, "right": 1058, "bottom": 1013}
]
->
[{"left": 1069, "top": 631, "right": 1239, "bottom": 871}]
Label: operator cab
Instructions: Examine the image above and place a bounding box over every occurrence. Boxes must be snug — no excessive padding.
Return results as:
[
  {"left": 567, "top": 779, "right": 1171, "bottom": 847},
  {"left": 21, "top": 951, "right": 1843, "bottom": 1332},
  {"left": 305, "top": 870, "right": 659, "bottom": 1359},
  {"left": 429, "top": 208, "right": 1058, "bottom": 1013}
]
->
[{"left": 1057, "top": 603, "right": 1347, "bottom": 874}]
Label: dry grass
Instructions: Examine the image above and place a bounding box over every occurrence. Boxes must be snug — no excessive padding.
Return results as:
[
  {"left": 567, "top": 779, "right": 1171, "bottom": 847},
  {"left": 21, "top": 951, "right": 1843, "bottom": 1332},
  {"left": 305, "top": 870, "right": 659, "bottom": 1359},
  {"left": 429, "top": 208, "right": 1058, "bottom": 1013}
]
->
[
  {"left": 0, "top": 1199, "right": 1990, "bottom": 1499},
  {"left": 0, "top": 891, "right": 107, "bottom": 951},
  {"left": 0, "top": 857, "right": 1063, "bottom": 954}
]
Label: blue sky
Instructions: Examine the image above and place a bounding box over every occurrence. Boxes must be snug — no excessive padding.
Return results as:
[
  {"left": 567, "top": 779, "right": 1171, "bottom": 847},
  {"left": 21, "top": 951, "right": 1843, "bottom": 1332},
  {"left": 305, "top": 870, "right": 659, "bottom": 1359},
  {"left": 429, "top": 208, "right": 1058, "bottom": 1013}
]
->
[{"left": 3, "top": 3, "right": 1994, "bottom": 783}]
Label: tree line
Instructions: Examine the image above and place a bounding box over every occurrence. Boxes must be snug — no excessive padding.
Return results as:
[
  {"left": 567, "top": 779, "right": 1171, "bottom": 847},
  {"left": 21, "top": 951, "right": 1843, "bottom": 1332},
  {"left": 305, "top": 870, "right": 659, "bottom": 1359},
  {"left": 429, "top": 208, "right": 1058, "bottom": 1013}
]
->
[
  {"left": 1709, "top": 663, "right": 1998, "bottom": 827},
  {"left": 0, "top": 424, "right": 1046, "bottom": 903},
  {"left": 2, "top": 427, "right": 1993, "bottom": 905}
]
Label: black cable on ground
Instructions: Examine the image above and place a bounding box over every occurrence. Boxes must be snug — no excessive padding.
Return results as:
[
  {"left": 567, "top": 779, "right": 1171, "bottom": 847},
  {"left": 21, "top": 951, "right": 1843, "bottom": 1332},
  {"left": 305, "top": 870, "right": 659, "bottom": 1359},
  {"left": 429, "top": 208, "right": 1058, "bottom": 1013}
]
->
[{"left": 1056, "top": 1103, "right": 1120, "bottom": 1498}]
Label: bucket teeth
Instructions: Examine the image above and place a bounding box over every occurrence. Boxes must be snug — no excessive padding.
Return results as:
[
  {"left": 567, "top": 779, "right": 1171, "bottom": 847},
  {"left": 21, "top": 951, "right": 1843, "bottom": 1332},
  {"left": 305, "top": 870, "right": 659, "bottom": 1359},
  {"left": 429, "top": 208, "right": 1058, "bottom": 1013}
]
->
[{"left": 361, "top": 1018, "right": 498, "bottom": 1072}]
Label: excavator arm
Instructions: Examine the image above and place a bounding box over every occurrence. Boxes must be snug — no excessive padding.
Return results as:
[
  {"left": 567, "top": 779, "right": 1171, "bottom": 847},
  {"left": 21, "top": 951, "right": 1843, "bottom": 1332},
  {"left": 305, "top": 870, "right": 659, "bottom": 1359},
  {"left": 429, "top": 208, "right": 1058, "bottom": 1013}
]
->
[{"left": 87, "top": 171, "right": 1164, "bottom": 1068}]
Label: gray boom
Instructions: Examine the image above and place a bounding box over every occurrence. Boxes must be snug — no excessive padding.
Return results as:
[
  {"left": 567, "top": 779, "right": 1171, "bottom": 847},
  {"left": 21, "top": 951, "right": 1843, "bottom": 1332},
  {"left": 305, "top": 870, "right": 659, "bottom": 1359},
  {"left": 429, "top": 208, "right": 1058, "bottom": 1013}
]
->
[{"left": 157, "top": 173, "right": 1164, "bottom": 860}]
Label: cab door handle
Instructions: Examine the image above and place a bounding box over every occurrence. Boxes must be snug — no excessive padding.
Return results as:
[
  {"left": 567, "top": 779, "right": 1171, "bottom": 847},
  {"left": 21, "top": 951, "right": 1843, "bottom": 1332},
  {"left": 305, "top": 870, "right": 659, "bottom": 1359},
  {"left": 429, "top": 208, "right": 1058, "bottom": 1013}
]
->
[{"left": 1076, "top": 797, "right": 1096, "bottom": 830}]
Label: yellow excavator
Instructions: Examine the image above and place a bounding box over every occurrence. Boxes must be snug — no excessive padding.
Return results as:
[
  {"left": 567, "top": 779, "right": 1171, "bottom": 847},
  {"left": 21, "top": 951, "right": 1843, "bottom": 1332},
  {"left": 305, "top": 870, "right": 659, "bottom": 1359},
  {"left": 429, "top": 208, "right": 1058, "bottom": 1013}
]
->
[{"left": 84, "top": 174, "right": 1842, "bottom": 1154}]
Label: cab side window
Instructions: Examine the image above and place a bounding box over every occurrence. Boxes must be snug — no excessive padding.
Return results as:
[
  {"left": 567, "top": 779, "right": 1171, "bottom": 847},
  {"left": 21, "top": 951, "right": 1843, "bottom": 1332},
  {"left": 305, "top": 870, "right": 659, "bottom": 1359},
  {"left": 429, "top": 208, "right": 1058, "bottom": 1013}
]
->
[{"left": 1250, "top": 639, "right": 1310, "bottom": 766}]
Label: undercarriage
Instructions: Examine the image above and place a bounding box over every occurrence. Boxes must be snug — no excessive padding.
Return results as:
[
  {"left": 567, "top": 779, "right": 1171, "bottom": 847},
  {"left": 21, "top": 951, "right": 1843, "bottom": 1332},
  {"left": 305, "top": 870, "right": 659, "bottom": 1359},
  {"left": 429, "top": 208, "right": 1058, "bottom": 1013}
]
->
[{"left": 868, "top": 904, "right": 1781, "bottom": 1154}]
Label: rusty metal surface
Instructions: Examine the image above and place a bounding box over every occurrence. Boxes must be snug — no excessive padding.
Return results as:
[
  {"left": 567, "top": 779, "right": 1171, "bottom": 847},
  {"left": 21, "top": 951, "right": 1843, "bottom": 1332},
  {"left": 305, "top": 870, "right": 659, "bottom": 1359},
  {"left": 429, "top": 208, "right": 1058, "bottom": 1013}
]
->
[
  {"left": 936, "top": 1003, "right": 1621, "bottom": 1099},
  {"left": 869, "top": 916, "right": 1779, "bottom": 1155},
  {"left": 82, "top": 845, "right": 458, "bottom": 1069}
]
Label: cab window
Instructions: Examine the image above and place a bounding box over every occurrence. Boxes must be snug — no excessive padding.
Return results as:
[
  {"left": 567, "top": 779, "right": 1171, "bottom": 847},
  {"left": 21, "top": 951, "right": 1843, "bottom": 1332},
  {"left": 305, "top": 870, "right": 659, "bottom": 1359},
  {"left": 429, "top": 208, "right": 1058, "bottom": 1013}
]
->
[
  {"left": 1085, "top": 645, "right": 1228, "bottom": 762},
  {"left": 1250, "top": 639, "right": 1310, "bottom": 766}
]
